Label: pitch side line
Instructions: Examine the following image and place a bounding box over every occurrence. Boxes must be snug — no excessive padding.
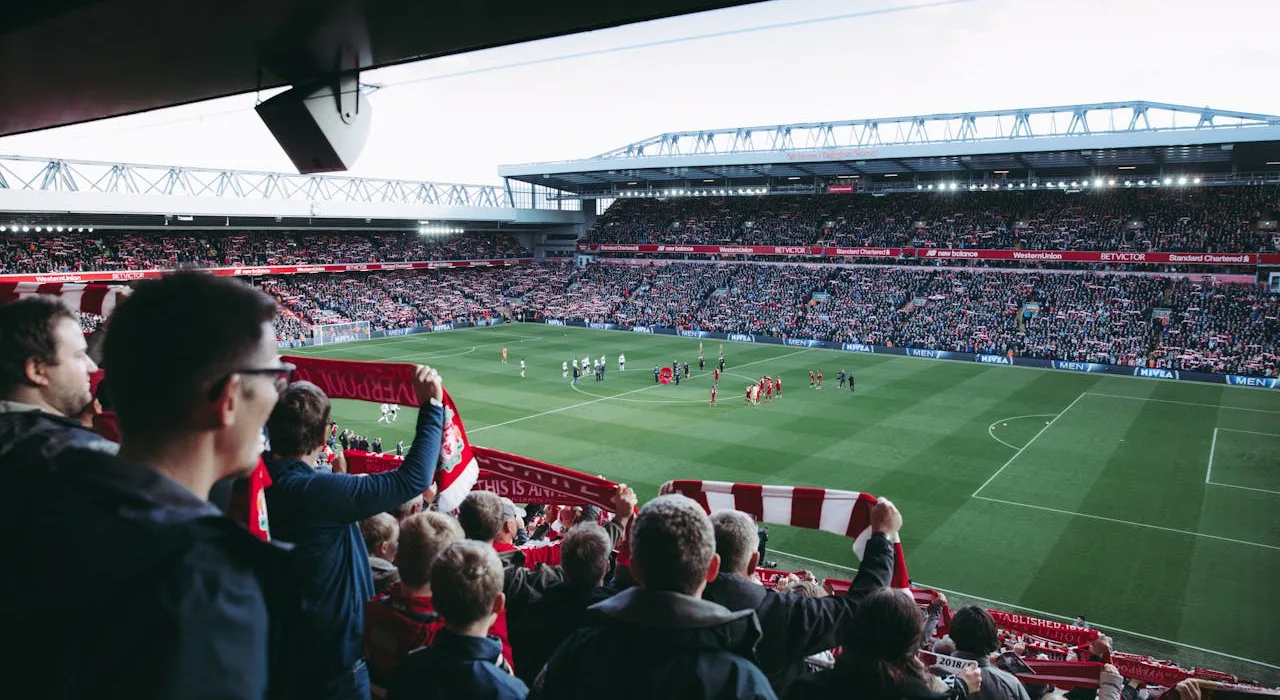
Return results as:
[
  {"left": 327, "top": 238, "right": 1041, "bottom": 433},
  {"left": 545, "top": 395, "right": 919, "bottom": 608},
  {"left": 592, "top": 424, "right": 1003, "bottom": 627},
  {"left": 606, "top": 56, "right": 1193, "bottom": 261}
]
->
[
  {"left": 769, "top": 548, "right": 1280, "bottom": 671},
  {"left": 469, "top": 348, "right": 812, "bottom": 434},
  {"left": 1085, "top": 392, "right": 1280, "bottom": 415},
  {"left": 971, "top": 392, "right": 1087, "bottom": 498},
  {"left": 1206, "top": 428, "right": 1219, "bottom": 484},
  {"left": 972, "top": 495, "right": 1279, "bottom": 551}
]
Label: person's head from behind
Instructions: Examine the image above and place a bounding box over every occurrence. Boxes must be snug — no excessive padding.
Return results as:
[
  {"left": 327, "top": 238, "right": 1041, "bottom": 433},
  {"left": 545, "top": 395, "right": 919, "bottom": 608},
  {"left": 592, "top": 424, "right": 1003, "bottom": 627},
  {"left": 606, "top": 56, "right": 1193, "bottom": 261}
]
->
[
  {"left": 265, "top": 381, "right": 330, "bottom": 461},
  {"left": 837, "top": 588, "right": 927, "bottom": 690},
  {"left": 390, "top": 494, "right": 424, "bottom": 522},
  {"left": 0, "top": 296, "right": 97, "bottom": 416},
  {"left": 630, "top": 494, "right": 719, "bottom": 596},
  {"left": 104, "top": 272, "right": 286, "bottom": 480},
  {"left": 949, "top": 605, "right": 1000, "bottom": 656},
  {"left": 561, "top": 523, "right": 611, "bottom": 588},
  {"left": 457, "top": 491, "right": 525, "bottom": 544},
  {"left": 431, "top": 540, "right": 505, "bottom": 633},
  {"left": 396, "top": 511, "right": 463, "bottom": 594},
  {"left": 710, "top": 510, "right": 760, "bottom": 577},
  {"left": 360, "top": 512, "right": 400, "bottom": 562}
]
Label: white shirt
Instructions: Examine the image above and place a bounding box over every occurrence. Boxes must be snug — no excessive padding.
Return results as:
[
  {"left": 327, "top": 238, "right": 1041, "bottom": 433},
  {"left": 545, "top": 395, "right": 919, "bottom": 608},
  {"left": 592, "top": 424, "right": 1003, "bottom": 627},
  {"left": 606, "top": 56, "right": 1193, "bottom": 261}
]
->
[
  {"left": 562, "top": 362, "right": 568, "bottom": 370},
  {"left": 619, "top": 354, "right": 625, "bottom": 363},
  {"left": 380, "top": 403, "right": 389, "bottom": 413}
]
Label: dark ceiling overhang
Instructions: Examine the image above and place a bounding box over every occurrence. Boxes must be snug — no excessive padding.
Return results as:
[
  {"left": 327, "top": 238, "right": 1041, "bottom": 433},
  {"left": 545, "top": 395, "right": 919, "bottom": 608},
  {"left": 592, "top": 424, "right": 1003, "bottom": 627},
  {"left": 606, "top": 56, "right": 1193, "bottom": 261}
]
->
[{"left": 0, "top": 0, "right": 766, "bottom": 138}]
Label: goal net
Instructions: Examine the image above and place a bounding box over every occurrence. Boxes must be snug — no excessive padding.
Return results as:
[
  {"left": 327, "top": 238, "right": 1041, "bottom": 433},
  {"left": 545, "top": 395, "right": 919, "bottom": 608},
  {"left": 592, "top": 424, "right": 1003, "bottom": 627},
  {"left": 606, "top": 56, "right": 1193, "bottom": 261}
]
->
[{"left": 312, "top": 321, "right": 372, "bottom": 346}]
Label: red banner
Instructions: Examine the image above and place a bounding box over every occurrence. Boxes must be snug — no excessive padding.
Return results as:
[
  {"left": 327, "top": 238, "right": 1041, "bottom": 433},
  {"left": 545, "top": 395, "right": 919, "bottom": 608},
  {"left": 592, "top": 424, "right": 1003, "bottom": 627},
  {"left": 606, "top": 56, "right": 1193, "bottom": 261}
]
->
[
  {"left": 827, "top": 184, "right": 855, "bottom": 194},
  {"left": 915, "top": 249, "right": 1258, "bottom": 265},
  {"left": 0, "top": 258, "right": 532, "bottom": 284},
  {"left": 987, "top": 610, "right": 1098, "bottom": 646},
  {"left": 579, "top": 243, "right": 1266, "bottom": 266},
  {"left": 579, "top": 243, "right": 824, "bottom": 256}
]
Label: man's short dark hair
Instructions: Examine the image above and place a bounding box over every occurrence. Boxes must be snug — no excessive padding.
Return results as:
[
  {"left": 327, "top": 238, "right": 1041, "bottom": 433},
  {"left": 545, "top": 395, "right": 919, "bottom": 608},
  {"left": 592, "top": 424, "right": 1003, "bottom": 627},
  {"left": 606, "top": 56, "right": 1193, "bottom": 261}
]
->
[
  {"left": 949, "top": 605, "right": 1000, "bottom": 655},
  {"left": 456, "top": 491, "right": 504, "bottom": 542},
  {"left": 710, "top": 510, "right": 759, "bottom": 575},
  {"left": 266, "top": 381, "right": 330, "bottom": 458},
  {"left": 561, "top": 523, "right": 611, "bottom": 587},
  {"left": 631, "top": 494, "right": 715, "bottom": 595},
  {"left": 431, "top": 540, "right": 503, "bottom": 627},
  {"left": 103, "top": 272, "right": 276, "bottom": 437},
  {"left": 0, "top": 296, "right": 78, "bottom": 395}
]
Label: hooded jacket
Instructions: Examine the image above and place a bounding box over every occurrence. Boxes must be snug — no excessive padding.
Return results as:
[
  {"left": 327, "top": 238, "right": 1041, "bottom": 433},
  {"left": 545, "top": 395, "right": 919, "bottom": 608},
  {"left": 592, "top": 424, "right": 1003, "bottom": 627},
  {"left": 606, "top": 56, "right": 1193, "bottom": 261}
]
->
[{"left": 529, "top": 587, "right": 777, "bottom": 700}]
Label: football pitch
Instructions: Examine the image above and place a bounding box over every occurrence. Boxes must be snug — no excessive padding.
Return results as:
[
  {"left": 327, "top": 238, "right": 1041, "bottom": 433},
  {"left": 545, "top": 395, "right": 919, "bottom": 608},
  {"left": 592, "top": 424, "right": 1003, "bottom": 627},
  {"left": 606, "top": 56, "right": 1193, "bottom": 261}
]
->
[{"left": 291, "top": 324, "right": 1280, "bottom": 681}]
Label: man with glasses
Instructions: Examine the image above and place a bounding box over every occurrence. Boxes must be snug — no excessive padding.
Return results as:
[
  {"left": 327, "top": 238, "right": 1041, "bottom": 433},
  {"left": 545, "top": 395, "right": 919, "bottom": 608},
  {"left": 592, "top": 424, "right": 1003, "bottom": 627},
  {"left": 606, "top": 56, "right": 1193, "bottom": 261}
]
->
[
  {"left": 264, "top": 368, "right": 446, "bottom": 700},
  {"left": 0, "top": 271, "right": 299, "bottom": 699}
]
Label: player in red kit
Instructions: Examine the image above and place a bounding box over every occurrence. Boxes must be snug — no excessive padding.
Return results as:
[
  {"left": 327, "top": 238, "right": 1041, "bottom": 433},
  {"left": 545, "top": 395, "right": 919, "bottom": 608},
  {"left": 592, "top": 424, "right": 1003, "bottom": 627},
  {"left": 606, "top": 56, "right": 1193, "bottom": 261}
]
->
[
  {"left": 713, "top": 367, "right": 721, "bottom": 384},
  {"left": 809, "top": 370, "right": 815, "bottom": 388},
  {"left": 775, "top": 375, "right": 782, "bottom": 395},
  {"left": 816, "top": 369, "right": 823, "bottom": 389},
  {"left": 710, "top": 385, "right": 717, "bottom": 406},
  {"left": 764, "top": 377, "right": 774, "bottom": 402}
]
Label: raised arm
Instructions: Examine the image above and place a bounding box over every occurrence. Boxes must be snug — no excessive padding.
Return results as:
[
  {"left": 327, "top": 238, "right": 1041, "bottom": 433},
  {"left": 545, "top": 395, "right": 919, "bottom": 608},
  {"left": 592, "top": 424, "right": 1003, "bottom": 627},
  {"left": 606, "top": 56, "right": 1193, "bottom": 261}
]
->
[{"left": 294, "top": 366, "right": 447, "bottom": 524}]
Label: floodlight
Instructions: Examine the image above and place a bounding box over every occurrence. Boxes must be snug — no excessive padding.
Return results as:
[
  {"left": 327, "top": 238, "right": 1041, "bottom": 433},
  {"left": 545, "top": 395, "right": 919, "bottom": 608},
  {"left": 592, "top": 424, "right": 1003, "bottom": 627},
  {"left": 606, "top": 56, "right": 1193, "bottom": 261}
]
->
[
  {"left": 927, "top": 184, "right": 934, "bottom": 190},
  {"left": 1094, "top": 178, "right": 1104, "bottom": 187},
  {"left": 949, "top": 182, "right": 957, "bottom": 190},
  {"left": 1193, "top": 177, "right": 1201, "bottom": 184},
  {"left": 22, "top": 225, "right": 30, "bottom": 232},
  {"left": 917, "top": 184, "right": 923, "bottom": 190},
  {"left": 56, "top": 225, "right": 64, "bottom": 232},
  {"left": 1019, "top": 183, "right": 1025, "bottom": 188},
  {"left": 1163, "top": 177, "right": 1172, "bottom": 185},
  {"left": 1137, "top": 180, "right": 1146, "bottom": 186},
  {"left": 1177, "top": 176, "right": 1187, "bottom": 185},
  {"left": 1108, "top": 179, "right": 1116, "bottom": 186}
]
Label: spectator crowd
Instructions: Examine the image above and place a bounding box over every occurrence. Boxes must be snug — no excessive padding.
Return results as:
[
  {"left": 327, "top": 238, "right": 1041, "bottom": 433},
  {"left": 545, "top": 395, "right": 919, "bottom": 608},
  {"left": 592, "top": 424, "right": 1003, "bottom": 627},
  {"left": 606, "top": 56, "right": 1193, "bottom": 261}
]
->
[
  {"left": 586, "top": 187, "right": 1280, "bottom": 253},
  {"left": 262, "top": 263, "right": 1280, "bottom": 378},
  {"left": 0, "top": 230, "right": 530, "bottom": 275},
  {"left": 1, "top": 269, "right": 1274, "bottom": 700}
]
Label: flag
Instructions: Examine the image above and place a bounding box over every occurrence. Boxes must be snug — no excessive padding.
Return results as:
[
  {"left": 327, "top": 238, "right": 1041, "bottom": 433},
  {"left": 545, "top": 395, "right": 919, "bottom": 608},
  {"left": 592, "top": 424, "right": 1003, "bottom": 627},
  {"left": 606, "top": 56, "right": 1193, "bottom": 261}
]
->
[
  {"left": 0, "top": 281, "right": 126, "bottom": 316},
  {"left": 660, "top": 479, "right": 910, "bottom": 589}
]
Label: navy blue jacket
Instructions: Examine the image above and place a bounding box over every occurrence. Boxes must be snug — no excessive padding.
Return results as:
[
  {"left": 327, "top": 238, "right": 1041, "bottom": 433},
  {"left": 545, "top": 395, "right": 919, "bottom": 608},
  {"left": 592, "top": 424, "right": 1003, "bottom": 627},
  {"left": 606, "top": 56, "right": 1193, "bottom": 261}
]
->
[
  {"left": 387, "top": 628, "right": 528, "bottom": 700},
  {"left": 265, "top": 401, "right": 443, "bottom": 680},
  {"left": 0, "top": 447, "right": 294, "bottom": 700}
]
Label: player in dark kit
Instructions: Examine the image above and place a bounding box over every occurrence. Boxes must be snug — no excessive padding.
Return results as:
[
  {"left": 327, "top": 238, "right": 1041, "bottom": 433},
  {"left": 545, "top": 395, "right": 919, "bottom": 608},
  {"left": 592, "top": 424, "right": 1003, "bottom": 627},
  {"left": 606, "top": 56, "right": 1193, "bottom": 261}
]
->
[
  {"left": 718, "top": 356, "right": 725, "bottom": 371},
  {"left": 837, "top": 370, "right": 846, "bottom": 388},
  {"left": 653, "top": 365, "right": 660, "bottom": 383},
  {"left": 698, "top": 356, "right": 705, "bottom": 370},
  {"left": 848, "top": 370, "right": 855, "bottom": 393}
]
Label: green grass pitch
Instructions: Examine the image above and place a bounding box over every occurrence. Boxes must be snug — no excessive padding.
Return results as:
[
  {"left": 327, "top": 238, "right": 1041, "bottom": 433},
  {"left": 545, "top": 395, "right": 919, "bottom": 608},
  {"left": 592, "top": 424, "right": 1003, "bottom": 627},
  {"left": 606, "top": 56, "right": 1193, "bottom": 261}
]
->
[{"left": 290, "top": 324, "right": 1280, "bottom": 681}]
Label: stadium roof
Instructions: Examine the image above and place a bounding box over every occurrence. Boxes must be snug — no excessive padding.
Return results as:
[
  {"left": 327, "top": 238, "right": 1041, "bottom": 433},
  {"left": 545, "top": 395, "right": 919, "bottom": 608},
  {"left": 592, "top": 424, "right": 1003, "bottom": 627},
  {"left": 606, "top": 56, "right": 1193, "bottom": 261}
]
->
[
  {"left": 0, "top": 0, "right": 764, "bottom": 138},
  {"left": 0, "top": 155, "right": 583, "bottom": 229},
  {"left": 499, "top": 101, "right": 1280, "bottom": 198}
]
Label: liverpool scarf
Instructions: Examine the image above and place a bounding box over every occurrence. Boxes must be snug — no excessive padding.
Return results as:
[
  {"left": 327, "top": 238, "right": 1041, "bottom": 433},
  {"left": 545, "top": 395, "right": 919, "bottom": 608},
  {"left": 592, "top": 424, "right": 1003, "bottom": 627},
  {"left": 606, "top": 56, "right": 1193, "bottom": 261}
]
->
[
  {"left": 660, "top": 479, "right": 911, "bottom": 589},
  {"left": 283, "top": 355, "right": 480, "bottom": 511}
]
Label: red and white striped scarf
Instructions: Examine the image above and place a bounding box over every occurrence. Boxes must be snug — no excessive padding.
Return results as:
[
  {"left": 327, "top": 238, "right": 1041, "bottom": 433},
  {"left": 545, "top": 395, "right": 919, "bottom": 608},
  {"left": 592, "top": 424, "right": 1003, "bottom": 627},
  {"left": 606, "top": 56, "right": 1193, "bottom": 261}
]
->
[
  {"left": 0, "top": 281, "right": 125, "bottom": 316},
  {"left": 659, "top": 479, "right": 910, "bottom": 589}
]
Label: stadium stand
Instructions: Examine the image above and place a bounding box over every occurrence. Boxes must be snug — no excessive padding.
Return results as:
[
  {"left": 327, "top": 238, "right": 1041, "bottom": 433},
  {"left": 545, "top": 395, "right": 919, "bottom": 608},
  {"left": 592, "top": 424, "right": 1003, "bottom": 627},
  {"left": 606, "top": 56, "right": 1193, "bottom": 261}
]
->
[
  {"left": 256, "top": 262, "right": 1279, "bottom": 378},
  {"left": 585, "top": 188, "right": 1280, "bottom": 252},
  {"left": 0, "top": 230, "right": 530, "bottom": 274}
]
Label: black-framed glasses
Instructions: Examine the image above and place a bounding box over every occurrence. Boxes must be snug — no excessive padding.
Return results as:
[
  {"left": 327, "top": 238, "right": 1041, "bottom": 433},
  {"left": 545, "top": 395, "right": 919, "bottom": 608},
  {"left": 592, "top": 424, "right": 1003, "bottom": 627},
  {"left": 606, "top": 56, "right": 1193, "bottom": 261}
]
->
[{"left": 208, "top": 363, "right": 296, "bottom": 400}]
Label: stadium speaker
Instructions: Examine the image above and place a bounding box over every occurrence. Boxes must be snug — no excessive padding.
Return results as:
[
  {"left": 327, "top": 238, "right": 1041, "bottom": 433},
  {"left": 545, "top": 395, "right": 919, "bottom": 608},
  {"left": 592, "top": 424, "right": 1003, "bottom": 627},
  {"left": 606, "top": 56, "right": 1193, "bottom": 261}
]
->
[{"left": 256, "top": 79, "right": 371, "bottom": 174}]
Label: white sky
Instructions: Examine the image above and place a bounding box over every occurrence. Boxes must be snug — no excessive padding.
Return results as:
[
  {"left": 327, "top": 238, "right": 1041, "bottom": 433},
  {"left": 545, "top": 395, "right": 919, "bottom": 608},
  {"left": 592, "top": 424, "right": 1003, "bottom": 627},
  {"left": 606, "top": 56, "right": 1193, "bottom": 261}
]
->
[{"left": 1, "top": 0, "right": 1275, "bottom": 186}]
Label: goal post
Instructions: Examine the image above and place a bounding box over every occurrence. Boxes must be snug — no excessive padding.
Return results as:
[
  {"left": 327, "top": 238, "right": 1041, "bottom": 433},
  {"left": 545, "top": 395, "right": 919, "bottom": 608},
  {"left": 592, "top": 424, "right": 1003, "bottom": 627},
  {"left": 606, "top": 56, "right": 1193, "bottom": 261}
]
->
[{"left": 312, "top": 321, "right": 372, "bottom": 346}]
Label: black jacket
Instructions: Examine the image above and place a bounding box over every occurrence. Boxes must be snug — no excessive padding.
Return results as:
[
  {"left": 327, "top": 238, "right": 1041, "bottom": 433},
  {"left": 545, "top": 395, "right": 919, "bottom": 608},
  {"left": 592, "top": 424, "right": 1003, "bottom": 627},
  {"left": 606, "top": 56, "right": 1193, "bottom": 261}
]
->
[
  {"left": 702, "top": 531, "right": 896, "bottom": 695},
  {"left": 0, "top": 448, "right": 297, "bottom": 700},
  {"left": 529, "top": 587, "right": 777, "bottom": 700},
  {"left": 0, "top": 402, "right": 117, "bottom": 463},
  {"left": 507, "top": 582, "right": 615, "bottom": 686}
]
